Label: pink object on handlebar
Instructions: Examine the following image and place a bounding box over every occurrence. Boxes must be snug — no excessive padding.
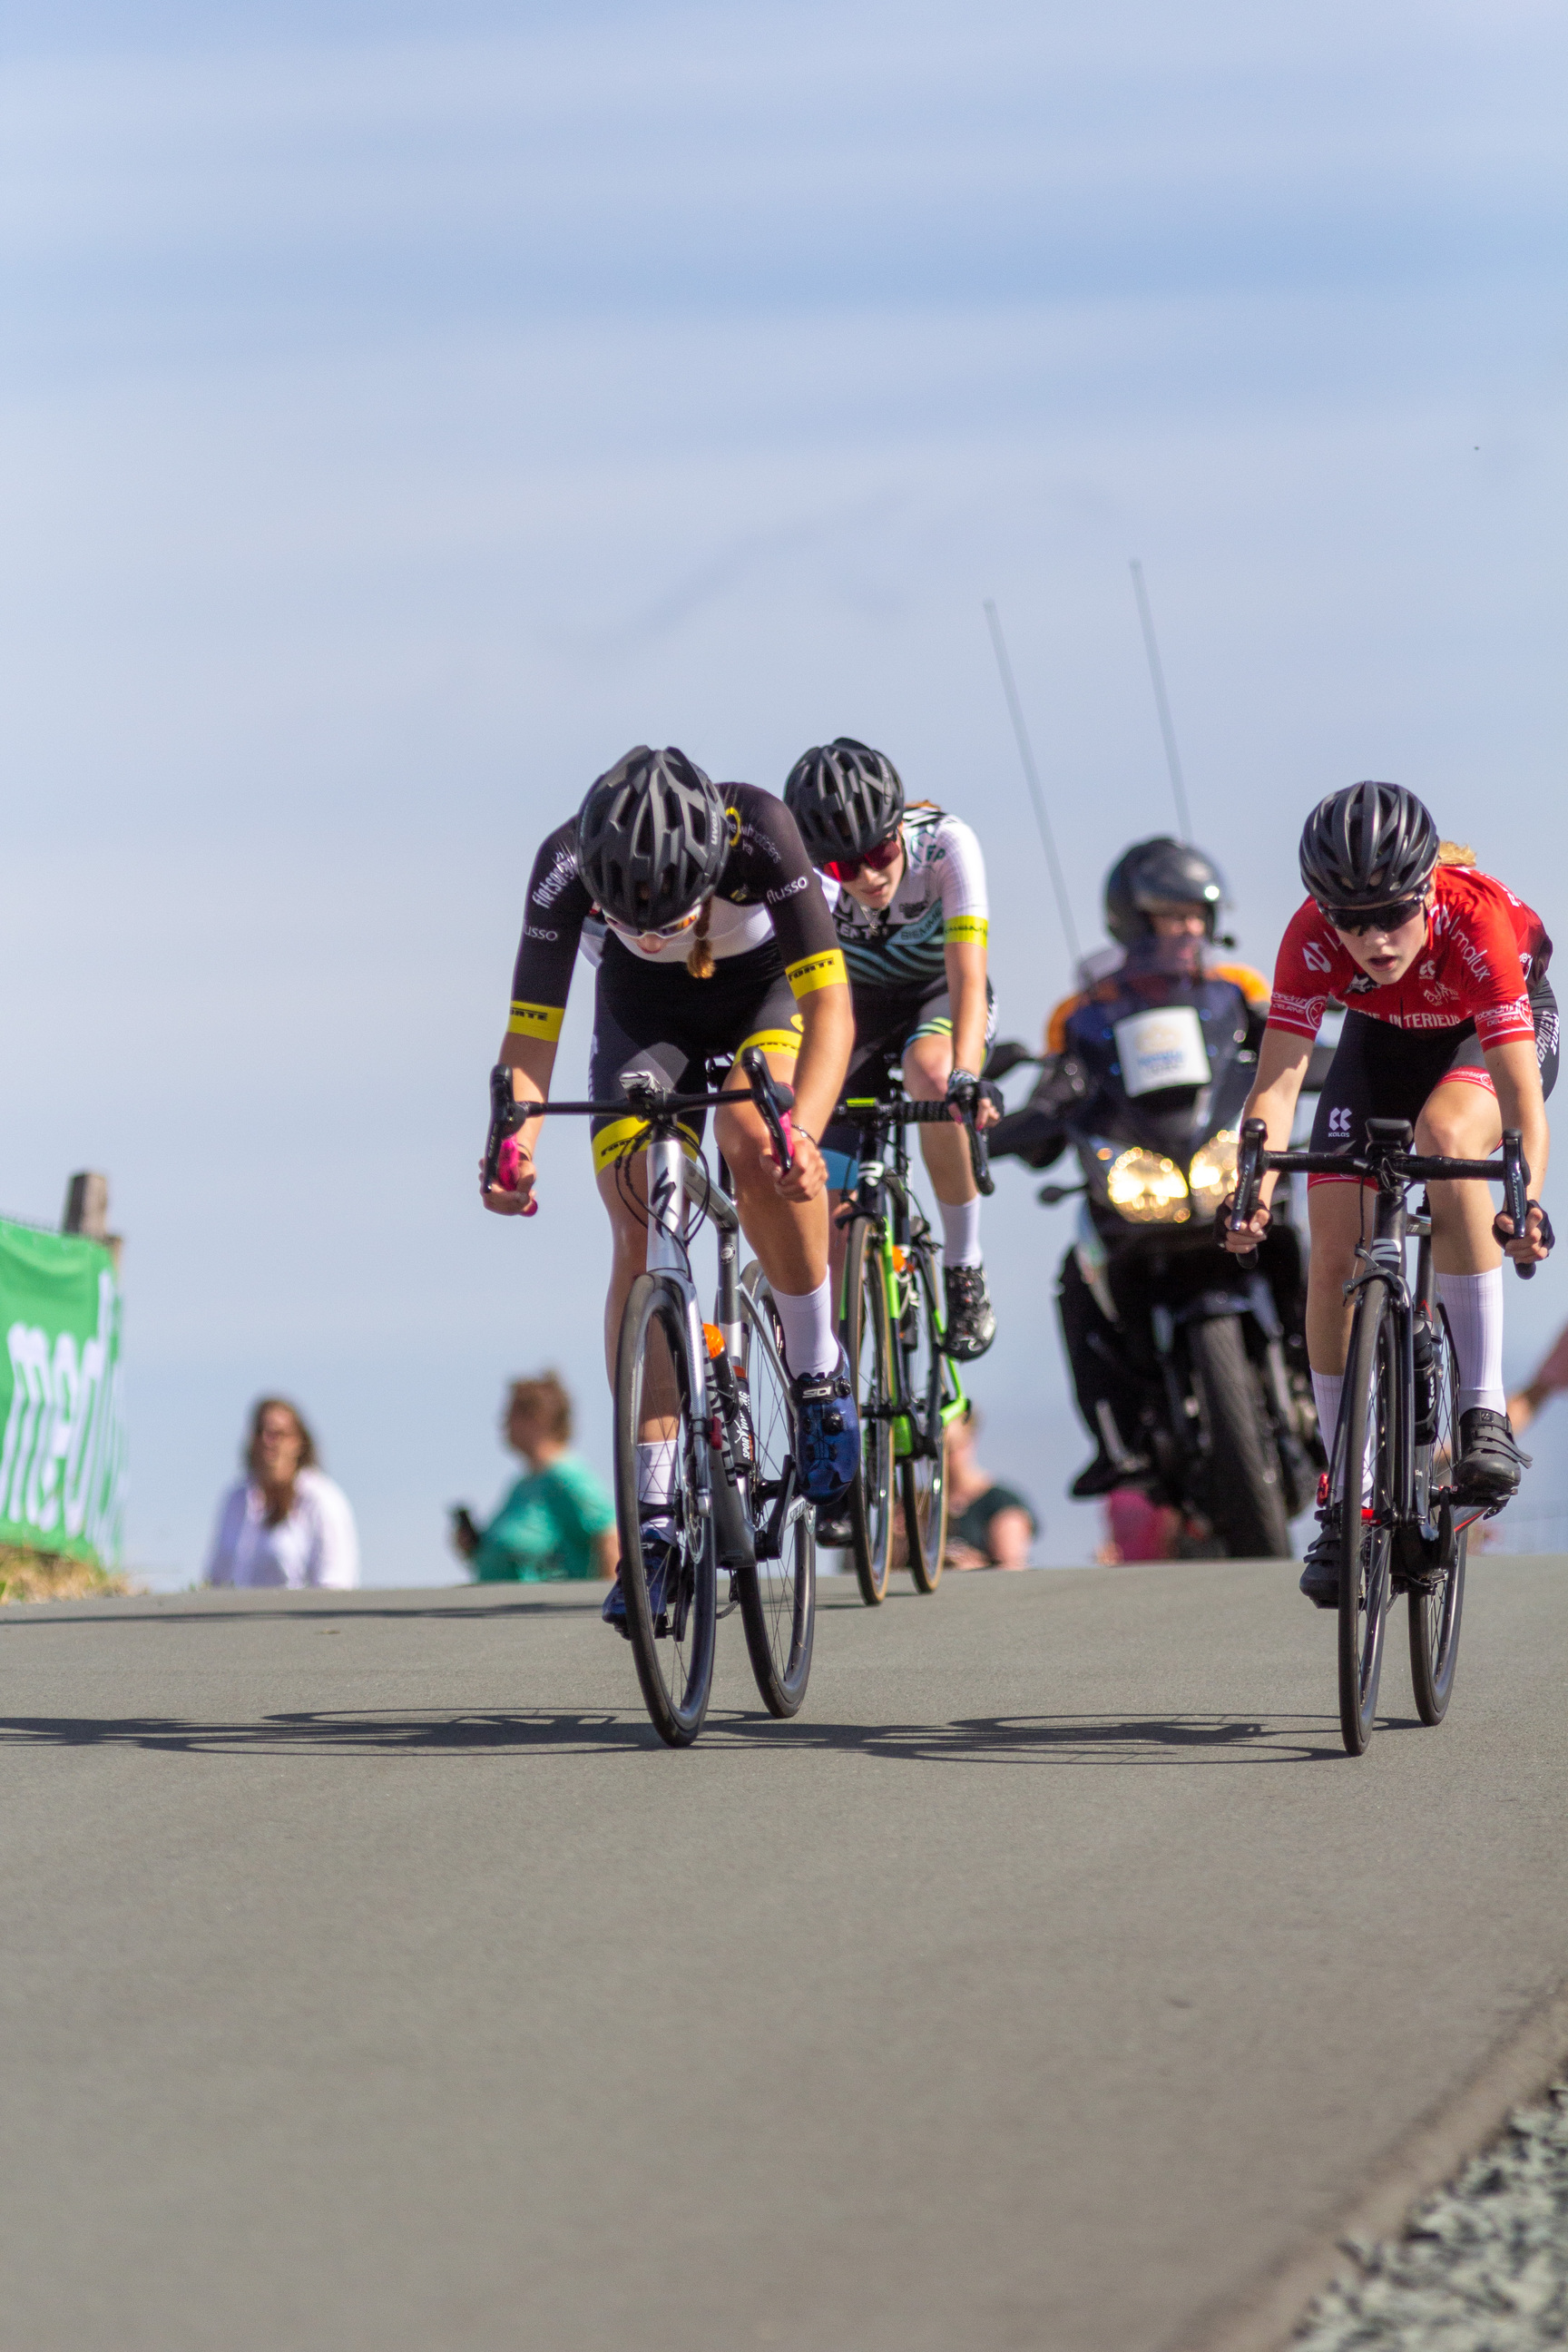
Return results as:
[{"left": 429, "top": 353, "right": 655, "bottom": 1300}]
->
[
  {"left": 495, "top": 1135, "right": 538, "bottom": 1213},
  {"left": 777, "top": 1112, "right": 794, "bottom": 1168}
]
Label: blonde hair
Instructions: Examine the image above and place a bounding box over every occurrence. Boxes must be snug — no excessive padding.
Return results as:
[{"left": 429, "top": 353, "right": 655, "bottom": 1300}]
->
[
  {"left": 1436, "top": 840, "right": 1477, "bottom": 867},
  {"left": 686, "top": 895, "right": 716, "bottom": 980}
]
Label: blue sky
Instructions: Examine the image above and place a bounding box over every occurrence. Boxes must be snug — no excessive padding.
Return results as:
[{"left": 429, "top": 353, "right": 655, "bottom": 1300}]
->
[{"left": 3, "top": 0, "right": 1565, "bottom": 1583}]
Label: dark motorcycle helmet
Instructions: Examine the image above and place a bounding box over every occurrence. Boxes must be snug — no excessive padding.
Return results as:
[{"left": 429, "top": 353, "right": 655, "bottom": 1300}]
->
[
  {"left": 1104, "top": 837, "right": 1227, "bottom": 946},
  {"left": 1298, "top": 781, "right": 1438, "bottom": 911},
  {"left": 783, "top": 737, "right": 905, "bottom": 867},
  {"left": 575, "top": 746, "right": 730, "bottom": 930}
]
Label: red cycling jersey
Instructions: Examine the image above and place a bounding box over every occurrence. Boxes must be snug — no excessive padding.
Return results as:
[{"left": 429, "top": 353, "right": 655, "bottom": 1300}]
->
[{"left": 1267, "top": 866, "right": 1551, "bottom": 1051}]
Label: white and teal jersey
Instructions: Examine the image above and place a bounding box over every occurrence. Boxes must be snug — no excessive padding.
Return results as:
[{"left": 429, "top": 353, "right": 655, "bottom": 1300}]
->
[{"left": 822, "top": 804, "right": 989, "bottom": 993}]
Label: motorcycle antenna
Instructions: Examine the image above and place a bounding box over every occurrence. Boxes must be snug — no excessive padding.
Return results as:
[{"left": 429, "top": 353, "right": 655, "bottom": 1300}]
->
[
  {"left": 982, "top": 599, "right": 1083, "bottom": 968},
  {"left": 1128, "top": 559, "right": 1194, "bottom": 843}
]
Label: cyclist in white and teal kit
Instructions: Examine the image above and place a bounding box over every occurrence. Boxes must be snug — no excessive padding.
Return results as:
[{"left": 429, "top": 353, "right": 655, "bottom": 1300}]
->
[{"left": 784, "top": 740, "right": 999, "bottom": 1384}]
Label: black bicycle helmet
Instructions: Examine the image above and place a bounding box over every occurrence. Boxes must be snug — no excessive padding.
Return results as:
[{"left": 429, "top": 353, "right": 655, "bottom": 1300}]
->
[
  {"left": 1104, "top": 837, "right": 1227, "bottom": 946},
  {"left": 575, "top": 746, "right": 730, "bottom": 930},
  {"left": 783, "top": 738, "right": 905, "bottom": 867},
  {"left": 1298, "top": 782, "right": 1438, "bottom": 911}
]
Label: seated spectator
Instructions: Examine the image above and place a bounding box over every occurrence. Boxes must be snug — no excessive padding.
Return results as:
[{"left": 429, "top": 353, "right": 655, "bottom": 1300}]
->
[
  {"left": 944, "top": 1406, "right": 1038, "bottom": 1569},
  {"left": 206, "top": 1396, "right": 359, "bottom": 1588},
  {"left": 1508, "top": 1322, "right": 1568, "bottom": 1435},
  {"left": 452, "top": 1372, "right": 616, "bottom": 1583}
]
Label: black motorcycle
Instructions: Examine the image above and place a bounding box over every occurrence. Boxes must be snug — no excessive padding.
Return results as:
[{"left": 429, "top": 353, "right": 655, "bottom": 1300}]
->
[{"left": 988, "top": 945, "right": 1327, "bottom": 1558}]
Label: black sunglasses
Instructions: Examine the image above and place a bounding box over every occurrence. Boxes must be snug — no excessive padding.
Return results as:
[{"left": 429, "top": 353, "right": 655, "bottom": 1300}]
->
[{"left": 1318, "top": 895, "right": 1427, "bottom": 936}]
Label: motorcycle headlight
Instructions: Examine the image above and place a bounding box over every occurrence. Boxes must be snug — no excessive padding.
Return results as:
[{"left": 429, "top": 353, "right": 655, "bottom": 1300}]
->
[
  {"left": 1105, "top": 1147, "right": 1190, "bottom": 1223},
  {"left": 1187, "top": 1129, "right": 1240, "bottom": 1218}
]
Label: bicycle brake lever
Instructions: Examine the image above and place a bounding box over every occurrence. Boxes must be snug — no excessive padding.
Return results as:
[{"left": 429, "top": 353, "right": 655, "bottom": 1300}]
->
[{"left": 740, "top": 1045, "right": 796, "bottom": 1172}]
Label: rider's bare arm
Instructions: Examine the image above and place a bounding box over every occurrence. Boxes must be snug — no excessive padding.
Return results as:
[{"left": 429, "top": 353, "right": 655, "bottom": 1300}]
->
[
  {"left": 1485, "top": 1035, "right": 1552, "bottom": 1263},
  {"left": 944, "top": 933, "right": 998, "bottom": 1129},
  {"left": 483, "top": 1033, "right": 556, "bottom": 1217},
  {"left": 769, "top": 980, "right": 854, "bottom": 1202},
  {"left": 1223, "top": 1026, "right": 1313, "bottom": 1251}
]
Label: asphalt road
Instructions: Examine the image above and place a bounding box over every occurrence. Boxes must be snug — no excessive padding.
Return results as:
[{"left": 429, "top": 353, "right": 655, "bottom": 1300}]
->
[{"left": 4, "top": 1558, "right": 1567, "bottom": 2352}]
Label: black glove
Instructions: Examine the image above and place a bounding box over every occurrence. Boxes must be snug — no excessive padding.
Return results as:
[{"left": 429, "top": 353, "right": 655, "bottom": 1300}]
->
[
  {"left": 1493, "top": 1200, "right": 1555, "bottom": 1254},
  {"left": 946, "top": 1068, "right": 981, "bottom": 1118}
]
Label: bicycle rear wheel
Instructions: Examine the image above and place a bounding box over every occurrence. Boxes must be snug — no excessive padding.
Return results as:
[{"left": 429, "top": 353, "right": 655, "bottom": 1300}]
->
[
  {"left": 1408, "top": 1308, "right": 1467, "bottom": 1725},
  {"left": 1338, "top": 1286, "right": 1394, "bottom": 1757},
  {"left": 843, "top": 1215, "right": 896, "bottom": 1605},
  {"left": 899, "top": 1243, "right": 953, "bottom": 1594},
  {"left": 614, "top": 1271, "right": 718, "bottom": 1748},
  {"left": 736, "top": 1264, "right": 816, "bottom": 1716}
]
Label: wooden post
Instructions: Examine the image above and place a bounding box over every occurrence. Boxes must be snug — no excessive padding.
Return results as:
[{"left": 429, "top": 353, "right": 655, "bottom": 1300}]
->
[{"left": 63, "top": 1171, "right": 111, "bottom": 1240}]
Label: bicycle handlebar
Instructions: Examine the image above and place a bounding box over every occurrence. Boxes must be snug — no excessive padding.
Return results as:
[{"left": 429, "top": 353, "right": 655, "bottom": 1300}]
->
[
  {"left": 834, "top": 1091, "right": 996, "bottom": 1197},
  {"left": 482, "top": 1055, "right": 799, "bottom": 1191},
  {"left": 1228, "top": 1116, "right": 1538, "bottom": 1279}
]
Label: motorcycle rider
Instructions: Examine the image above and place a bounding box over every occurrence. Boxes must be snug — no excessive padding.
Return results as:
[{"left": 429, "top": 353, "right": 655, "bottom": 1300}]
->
[{"left": 1014, "top": 838, "right": 1273, "bottom": 1499}]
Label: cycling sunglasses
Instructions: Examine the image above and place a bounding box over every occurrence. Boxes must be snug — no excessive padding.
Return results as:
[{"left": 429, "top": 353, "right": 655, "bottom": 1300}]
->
[
  {"left": 1318, "top": 895, "right": 1427, "bottom": 936},
  {"left": 823, "top": 834, "right": 903, "bottom": 885}
]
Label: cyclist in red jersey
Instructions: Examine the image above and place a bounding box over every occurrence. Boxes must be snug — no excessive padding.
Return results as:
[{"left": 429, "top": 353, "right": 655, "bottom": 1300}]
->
[{"left": 1222, "top": 782, "right": 1555, "bottom": 1606}]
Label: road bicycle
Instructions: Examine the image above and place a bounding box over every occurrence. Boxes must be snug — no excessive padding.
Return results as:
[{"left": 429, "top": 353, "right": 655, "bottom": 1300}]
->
[
  {"left": 1230, "top": 1115, "right": 1534, "bottom": 1757},
  {"left": 484, "top": 1051, "right": 815, "bottom": 1748},
  {"left": 832, "top": 1063, "right": 994, "bottom": 1604}
]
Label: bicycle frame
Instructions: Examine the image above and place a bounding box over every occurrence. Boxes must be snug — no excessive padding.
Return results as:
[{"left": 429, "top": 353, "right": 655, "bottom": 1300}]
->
[{"left": 839, "top": 1084, "right": 970, "bottom": 1460}]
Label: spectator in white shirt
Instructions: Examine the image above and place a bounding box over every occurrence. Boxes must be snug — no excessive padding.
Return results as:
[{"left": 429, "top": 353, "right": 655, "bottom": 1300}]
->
[{"left": 205, "top": 1396, "right": 359, "bottom": 1590}]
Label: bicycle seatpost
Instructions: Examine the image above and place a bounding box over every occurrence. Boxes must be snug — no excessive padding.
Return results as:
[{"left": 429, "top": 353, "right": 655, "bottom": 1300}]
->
[
  {"left": 1502, "top": 1128, "right": 1535, "bottom": 1281},
  {"left": 739, "top": 1045, "right": 796, "bottom": 1173}
]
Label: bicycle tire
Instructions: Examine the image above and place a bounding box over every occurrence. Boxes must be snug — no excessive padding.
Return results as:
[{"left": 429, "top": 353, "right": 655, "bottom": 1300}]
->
[
  {"left": 900, "top": 1245, "right": 952, "bottom": 1593},
  {"left": 1338, "top": 1285, "right": 1394, "bottom": 1757},
  {"left": 1407, "top": 1309, "right": 1467, "bottom": 1725},
  {"left": 843, "top": 1216, "right": 896, "bottom": 1605},
  {"left": 1188, "top": 1317, "right": 1292, "bottom": 1558},
  {"left": 614, "top": 1271, "right": 718, "bottom": 1747},
  {"left": 735, "top": 1264, "right": 816, "bottom": 1716}
]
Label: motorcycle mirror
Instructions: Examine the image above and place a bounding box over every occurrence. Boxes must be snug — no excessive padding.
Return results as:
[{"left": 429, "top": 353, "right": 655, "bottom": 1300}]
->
[
  {"left": 1037, "top": 1181, "right": 1087, "bottom": 1206},
  {"left": 985, "top": 1040, "right": 1039, "bottom": 1081}
]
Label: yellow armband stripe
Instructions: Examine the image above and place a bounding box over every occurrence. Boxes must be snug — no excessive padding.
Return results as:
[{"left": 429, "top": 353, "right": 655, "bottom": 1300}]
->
[
  {"left": 737, "top": 1018, "right": 803, "bottom": 1060},
  {"left": 944, "top": 915, "right": 989, "bottom": 944},
  {"left": 591, "top": 1117, "right": 700, "bottom": 1175},
  {"left": 508, "top": 1000, "right": 564, "bottom": 1042},
  {"left": 786, "top": 948, "right": 848, "bottom": 999}
]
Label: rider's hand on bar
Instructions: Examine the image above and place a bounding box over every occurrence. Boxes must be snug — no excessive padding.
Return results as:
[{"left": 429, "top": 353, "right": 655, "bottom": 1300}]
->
[
  {"left": 1494, "top": 1201, "right": 1553, "bottom": 1267},
  {"left": 1218, "top": 1193, "right": 1271, "bottom": 1254},
  {"left": 480, "top": 1134, "right": 539, "bottom": 1218},
  {"left": 771, "top": 1124, "right": 828, "bottom": 1204}
]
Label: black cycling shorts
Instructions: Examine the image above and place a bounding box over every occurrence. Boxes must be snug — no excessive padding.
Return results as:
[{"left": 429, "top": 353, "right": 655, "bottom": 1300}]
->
[
  {"left": 1308, "top": 979, "right": 1559, "bottom": 1185},
  {"left": 586, "top": 936, "right": 801, "bottom": 1173},
  {"left": 819, "top": 975, "right": 996, "bottom": 1192}
]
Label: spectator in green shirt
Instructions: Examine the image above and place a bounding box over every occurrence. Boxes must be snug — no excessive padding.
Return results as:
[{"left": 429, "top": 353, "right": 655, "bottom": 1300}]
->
[{"left": 451, "top": 1373, "right": 617, "bottom": 1583}]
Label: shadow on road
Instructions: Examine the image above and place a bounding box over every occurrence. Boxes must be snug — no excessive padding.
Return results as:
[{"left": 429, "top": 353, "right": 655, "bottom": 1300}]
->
[{"left": 0, "top": 1707, "right": 1343, "bottom": 1763}]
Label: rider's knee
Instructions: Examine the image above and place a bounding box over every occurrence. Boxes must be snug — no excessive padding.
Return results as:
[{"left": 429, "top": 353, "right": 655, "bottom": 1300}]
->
[{"left": 903, "top": 1037, "right": 950, "bottom": 1101}]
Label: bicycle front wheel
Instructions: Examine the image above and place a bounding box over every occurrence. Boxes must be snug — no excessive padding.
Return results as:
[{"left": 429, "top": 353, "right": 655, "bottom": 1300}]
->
[
  {"left": 614, "top": 1272, "right": 718, "bottom": 1748},
  {"left": 843, "top": 1215, "right": 896, "bottom": 1605},
  {"left": 1338, "top": 1285, "right": 1394, "bottom": 1757},
  {"left": 899, "top": 1244, "right": 953, "bottom": 1594},
  {"left": 736, "top": 1264, "right": 816, "bottom": 1717},
  {"left": 1408, "top": 1308, "right": 1467, "bottom": 1726}
]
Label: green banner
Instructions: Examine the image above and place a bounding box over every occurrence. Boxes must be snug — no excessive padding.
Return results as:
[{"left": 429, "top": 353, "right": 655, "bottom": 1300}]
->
[{"left": 0, "top": 1220, "right": 126, "bottom": 1566}]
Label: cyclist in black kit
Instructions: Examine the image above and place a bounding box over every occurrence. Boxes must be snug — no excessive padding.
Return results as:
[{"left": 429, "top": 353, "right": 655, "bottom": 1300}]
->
[{"left": 482, "top": 747, "right": 858, "bottom": 1632}]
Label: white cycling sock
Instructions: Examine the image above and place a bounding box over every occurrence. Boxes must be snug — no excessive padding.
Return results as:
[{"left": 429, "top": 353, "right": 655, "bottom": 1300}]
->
[
  {"left": 1311, "top": 1370, "right": 1344, "bottom": 1460},
  {"left": 1438, "top": 1267, "right": 1507, "bottom": 1417},
  {"left": 771, "top": 1274, "right": 838, "bottom": 1378},
  {"left": 939, "top": 1196, "right": 983, "bottom": 1269},
  {"left": 636, "top": 1438, "right": 678, "bottom": 1539}
]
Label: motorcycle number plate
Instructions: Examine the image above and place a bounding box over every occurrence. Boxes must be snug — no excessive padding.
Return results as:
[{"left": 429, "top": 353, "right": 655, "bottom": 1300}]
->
[{"left": 1112, "top": 1004, "right": 1210, "bottom": 1097}]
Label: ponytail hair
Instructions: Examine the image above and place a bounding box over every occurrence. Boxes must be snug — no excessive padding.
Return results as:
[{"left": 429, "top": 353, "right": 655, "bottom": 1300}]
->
[{"left": 686, "top": 896, "right": 716, "bottom": 980}]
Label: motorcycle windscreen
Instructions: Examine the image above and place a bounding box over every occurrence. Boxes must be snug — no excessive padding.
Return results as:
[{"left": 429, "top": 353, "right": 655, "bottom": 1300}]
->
[{"left": 1112, "top": 1004, "right": 1211, "bottom": 1099}]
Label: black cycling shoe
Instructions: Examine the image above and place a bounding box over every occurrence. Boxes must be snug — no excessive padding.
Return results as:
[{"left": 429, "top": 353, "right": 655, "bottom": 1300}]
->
[
  {"left": 1070, "top": 1448, "right": 1151, "bottom": 1499},
  {"left": 814, "top": 1504, "right": 856, "bottom": 1548},
  {"left": 943, "top": 1262, "right": 996, "bottom": 1360},
  {"left": 1453, "top": 1408, "right": 1531, "bottom": 1503},
  {"left": 1298, "top": 1511, "right": 1342, "bottom": 1609},
  {"left": 601, "top": 1528, "right": 675, "bottom": 1639}
]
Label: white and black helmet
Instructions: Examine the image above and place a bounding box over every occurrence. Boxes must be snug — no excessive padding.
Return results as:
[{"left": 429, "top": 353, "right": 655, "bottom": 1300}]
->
[
  {"left": 1104, "top": 837, "right": 1227, "bottom": 946},
  {"left": 1298, "top": 782, "right": 1438, "bottom": 912},
  {"left": 576, "top": 746, "right": 730, "bottom": 930},
  {"left": 783, "top": 738, "right": 905, "bottom": 867}
]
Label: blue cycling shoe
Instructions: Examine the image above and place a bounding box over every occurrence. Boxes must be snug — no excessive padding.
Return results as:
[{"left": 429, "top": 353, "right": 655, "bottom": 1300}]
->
[
  {"left": 602, "top": 1527, "right": 675, "bottom": 1639},
  {"left": 790, "top": 1346, "right": 860, "bottom": 1506}
]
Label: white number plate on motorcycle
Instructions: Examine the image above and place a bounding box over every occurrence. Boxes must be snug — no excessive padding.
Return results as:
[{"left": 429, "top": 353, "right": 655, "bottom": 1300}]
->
[{"left": 1112, "top": 1004, "right": 1211, "bottom": 1097}]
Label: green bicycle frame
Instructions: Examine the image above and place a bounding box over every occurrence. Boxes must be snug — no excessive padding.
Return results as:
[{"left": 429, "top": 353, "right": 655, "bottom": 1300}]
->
[{"left": 839, "top": 1093, "right": 968, "bottom": 1460}]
